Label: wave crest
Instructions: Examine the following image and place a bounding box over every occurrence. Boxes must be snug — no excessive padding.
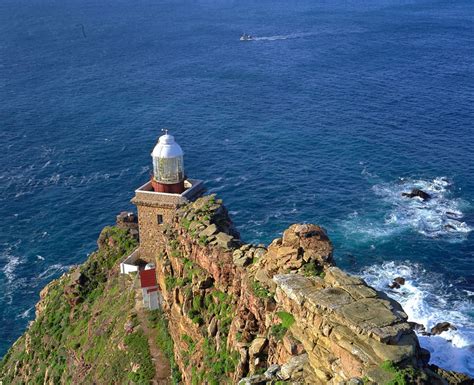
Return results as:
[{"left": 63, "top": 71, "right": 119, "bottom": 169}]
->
[
  {"left": 360, "top": 261, "right": 474, "bottom": 376},
  {"left": 373, "top": 177, "right": 471, "bottom": 239}
]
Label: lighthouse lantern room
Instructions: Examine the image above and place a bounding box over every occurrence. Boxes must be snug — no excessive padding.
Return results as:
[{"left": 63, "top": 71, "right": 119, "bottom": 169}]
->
[{"left": 151, "top": 130, "right": 185, "bottom": 194}]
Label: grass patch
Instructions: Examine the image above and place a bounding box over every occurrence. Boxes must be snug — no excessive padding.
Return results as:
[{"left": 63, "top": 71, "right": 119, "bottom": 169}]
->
[
  {"left": 380, "top": 360, "right": 418, "bottom": 385},
  {"left": 276, "top": 311, "right": 295, "bottom": 329},
  {"left": 148, "top": 310, "right": 182, "bottom": 384},
  {"left": 302, "top": 263, "right": 324, "bottom": 278},
  {"left": 124, "top": 331, "right": 155, "bottom": 384},
  {"left": 251, "top": 280, "right": 272, "bottom": 299}
]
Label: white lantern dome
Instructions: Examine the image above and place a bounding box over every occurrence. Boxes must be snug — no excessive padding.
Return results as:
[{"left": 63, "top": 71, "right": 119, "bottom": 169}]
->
[
  {"left": 151, "top": 131, "right": 185, "bottom": 186},
  {"left": 151, "top": 133, "right": 184, "bottom": 159}
]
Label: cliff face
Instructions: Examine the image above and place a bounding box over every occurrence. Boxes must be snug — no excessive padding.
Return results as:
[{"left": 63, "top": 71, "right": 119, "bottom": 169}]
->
[
  {"left": 153, "top": 195, "right": 444, "bottom": 385},
  {"left": 1, "top": 195, "right": 471, "bottom": 385}
]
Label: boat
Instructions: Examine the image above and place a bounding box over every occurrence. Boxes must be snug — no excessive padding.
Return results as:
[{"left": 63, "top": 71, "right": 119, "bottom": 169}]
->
[{"left": 240, "top": 33, "right": 254, "bottom": 41}]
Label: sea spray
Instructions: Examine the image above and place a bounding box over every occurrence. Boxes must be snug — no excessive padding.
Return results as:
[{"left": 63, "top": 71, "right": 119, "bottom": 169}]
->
[{"left": 360, "top": 261, "right": 474, "bottom": 376}]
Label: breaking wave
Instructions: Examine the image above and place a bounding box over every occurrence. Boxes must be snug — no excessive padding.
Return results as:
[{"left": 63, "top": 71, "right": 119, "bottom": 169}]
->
[
  {"left": 341, "top": 177, "right": 472, "bottom": 242},
  {"left": 360, "top": 261, "right": 474, "bottom": 376},
  {"left": 373, "top": 177, "right": 471, "bottom": 239}
]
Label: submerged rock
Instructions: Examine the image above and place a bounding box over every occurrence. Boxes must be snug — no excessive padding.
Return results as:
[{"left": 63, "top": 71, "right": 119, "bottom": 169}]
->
[
  {"left": 431, "top": 322, "right": 457, "bottom": 336},
  {"left": 389, "top": 276, "right": 406, "bottom": 289},
  {"left": 402, "top": 188, "right": 431, "bottom": 201}
]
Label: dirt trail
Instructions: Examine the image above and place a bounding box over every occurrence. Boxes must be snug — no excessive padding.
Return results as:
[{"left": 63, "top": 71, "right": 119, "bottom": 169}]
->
[{"left": 135, "top": 291, "right": 171, "bottom": 384}]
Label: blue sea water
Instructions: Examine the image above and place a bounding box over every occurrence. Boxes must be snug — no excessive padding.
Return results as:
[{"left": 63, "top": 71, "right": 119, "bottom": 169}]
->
[{"left": 1, "top": 0, "right": 473, "bottom": 375}]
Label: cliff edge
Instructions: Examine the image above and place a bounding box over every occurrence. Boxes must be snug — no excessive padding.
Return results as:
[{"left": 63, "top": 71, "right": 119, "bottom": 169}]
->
[{"left": 1, "top": 195, "right": 472, "bottom": 385}]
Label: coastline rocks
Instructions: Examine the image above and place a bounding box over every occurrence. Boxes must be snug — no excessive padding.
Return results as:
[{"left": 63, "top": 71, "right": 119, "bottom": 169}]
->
[
  {"left": 116, "top": 211, "right": 139, "bottom": 239},
  {"left": 408, "top": 321, "right": 426, "bottom": 333},
  {"left": 428, "top": 365, "right": 473, "bottom": 385},
  {"left": 402, "top": 188, "right": 431, "bottom": 201},
  {"left": 389, "top": 277, "right": 406, "bottom": 289},
  {"left": 252, "top": 224, "right": 334, "bottom": 287},
  {"left": 431, "top": 322, "right": 457, "bottom": 336}
]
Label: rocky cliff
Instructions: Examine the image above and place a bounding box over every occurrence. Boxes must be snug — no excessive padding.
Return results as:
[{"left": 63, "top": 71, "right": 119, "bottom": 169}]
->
[{"left": 1, "top": 195, "right": 472, "bottom": 385}]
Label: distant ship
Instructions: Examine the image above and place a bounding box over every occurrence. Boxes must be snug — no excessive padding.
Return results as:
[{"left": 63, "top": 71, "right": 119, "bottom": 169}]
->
[{"left": 240, "top": 33, "right": 255, "bottom": 41}]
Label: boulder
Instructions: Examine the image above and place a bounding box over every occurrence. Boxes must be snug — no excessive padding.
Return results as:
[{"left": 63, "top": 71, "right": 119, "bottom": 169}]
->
[
  {"left": 419, "top": 347, "right": 431, "bottom": 366},
  {"left": 428, "top": 364, "right": 473, "bottom": 385},
  {"left": 408, "top": 321, "right": 426, "bottom": 333},
  {"left": 199, "top": 223, "right": 218, "bottom": 238},
  {"left": 402, "top": 189, "right": 431, "bottom": 201},
  {"left": 237, "top": 374, "right": 266, "bottom": 385},
  {"left": 249, "top": 337, "right": 267, "bottom": 357},
  {"left": 264, "top": 364, "right": 280, "bottom": 379},
  {"left": 214, "top": 232, "right": 235, "bottom": 249},
  {"left": 233, "top": 249, "right": 252, "bottom": 267},
  {"left": 394, "top": 277, "right": 406, "bottom": 285},
  {"left": 278, "top": 354, "right": 308, "bottom": 380},
  {"left": 116, "top": 211, "right": 138, "bottom": 227},
  {"left": 347, "top": 378, "right": 364, "bottom": 385},
  {"left": 431, "top": 322, "right": 457, "bottom": 336},
  {"left": 207, "top": 317, "right": 218, "bottom": 337}
]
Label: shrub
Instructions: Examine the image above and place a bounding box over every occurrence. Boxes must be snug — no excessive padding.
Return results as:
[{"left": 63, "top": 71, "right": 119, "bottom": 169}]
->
[
  {"left": 276, "top": 311, "right": 295, "bottom": 329},
  {"left": 380, "top": 360, "right": 418, "bottom": 385},
  {"left": 270, "top": 324, "right": 287, "bottom": 341},
  {"left": 251, "top": 281, "right": 271, "bottom": 299}
]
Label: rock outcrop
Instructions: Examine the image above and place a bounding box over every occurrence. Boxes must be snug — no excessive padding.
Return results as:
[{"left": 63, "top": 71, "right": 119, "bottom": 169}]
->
[
  {"left": 1, "top": 194, "right": 471, "bottom": 385},
  {"left": 402, "top": 188, "right": 431, "bottom": 201},
  {"left": 149, "top": 195, "right": 471, "bottom": 385}
]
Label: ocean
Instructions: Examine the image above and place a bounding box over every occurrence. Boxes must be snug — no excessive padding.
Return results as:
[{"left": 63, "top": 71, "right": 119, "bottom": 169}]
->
[{"left": 1, "top": 0, "right": 473, "bottom": 376}]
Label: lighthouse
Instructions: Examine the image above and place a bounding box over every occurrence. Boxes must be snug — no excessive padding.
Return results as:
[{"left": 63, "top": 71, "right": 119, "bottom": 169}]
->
[
  {"left": 131, "top": 131, "right": 204, "bottom": 260},
  {"left": 151, "top": 130, "right": 185, "bottom": 194}
]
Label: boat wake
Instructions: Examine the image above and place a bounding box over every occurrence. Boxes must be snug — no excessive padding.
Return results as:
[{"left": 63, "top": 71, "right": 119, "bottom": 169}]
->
[
  {"left": 360, "top": 261, "right": 474, "bottom": 376},
  {"left": 252, "top": 32, "right": 315, "bottom": 41}
]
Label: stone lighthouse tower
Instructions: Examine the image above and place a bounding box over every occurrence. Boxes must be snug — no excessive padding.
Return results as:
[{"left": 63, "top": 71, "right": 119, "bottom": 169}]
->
[{"left": 131, "top": 131, "right": 204, "bottom": 260}]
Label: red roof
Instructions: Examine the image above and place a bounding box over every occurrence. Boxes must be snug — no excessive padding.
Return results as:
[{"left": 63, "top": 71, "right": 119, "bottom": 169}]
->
[{"left": 140, "top": 269, "right": 158, "bottom": 288}]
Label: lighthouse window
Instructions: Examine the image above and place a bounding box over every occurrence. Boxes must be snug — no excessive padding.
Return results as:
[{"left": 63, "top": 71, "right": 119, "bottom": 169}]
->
[
  {"left": 154, "top": 156, "right": 184, "bottom": 184},
  {"left": 157, "top": 214, "right": 163, "bottom": 225}
]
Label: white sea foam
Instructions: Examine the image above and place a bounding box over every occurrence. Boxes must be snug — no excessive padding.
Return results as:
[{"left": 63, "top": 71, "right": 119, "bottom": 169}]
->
[
  {"left": 372, "top": 177, "right": 471, "bottom": 239},
  {"left": 2, "top": 255, "right": 21, "bottom": 284},
  {"left": 252, "top": 32, "right": 314, "bottom": 41},
  {"left": 0, "top": 245, "right": 25, "bottom": 305},
  {"left": 360, "top": 261, "right": 474, "bottom": 376},
  {"left": 342, "top": 177, "right": 472, "bottom": 241},
  {"left": 37, "top": 263, "right": 71, "bottom": 280},
  {"left": 17, "top": 306, "right": 34, "bottom": 319}
]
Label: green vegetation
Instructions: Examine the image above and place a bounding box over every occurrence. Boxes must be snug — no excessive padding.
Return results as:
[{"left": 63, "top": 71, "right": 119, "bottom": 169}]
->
[
  {"left": 379, "top": 360, "right": 418, "bottom": 385},
  {"left": 251, "top": 280, "right": 272, "bottom": 299},
  {"left": 270, "top": 311, "right": 295, "bottom": 341},
  {"left": 302, "top": 262, "right": 324, "bottom": 278},
  {"left": 0, "top": 227, "right": 152, "bottom": 384},
  {"left": 165, "top": 275, "right": 178, "bottom": 290},
  {"left": 124, "top": 331, "right": 155, "bottom": 383},
  {"left": 205, "top": 290, "right": 233, "bottom": 335},
  {"left": 276, "top": 311, "right": 295, "bottom": 329},
  {"left": 188, "top": 294, "right": 204, "bottom": 325},
  {"left": 198, "top": 235, "right": 209, "bottom": 246},
  {"left": 190, "top": 337, "right": 239, "bottom": 385},
  {"left": 270, "top": 323, "right": 288, "bottom": 341},
  {"left": 148, "top": 309, "right": 182, "bottom": 385},
  {"left": 180, "top": 217, "right": 191, "bottom": 230}
]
